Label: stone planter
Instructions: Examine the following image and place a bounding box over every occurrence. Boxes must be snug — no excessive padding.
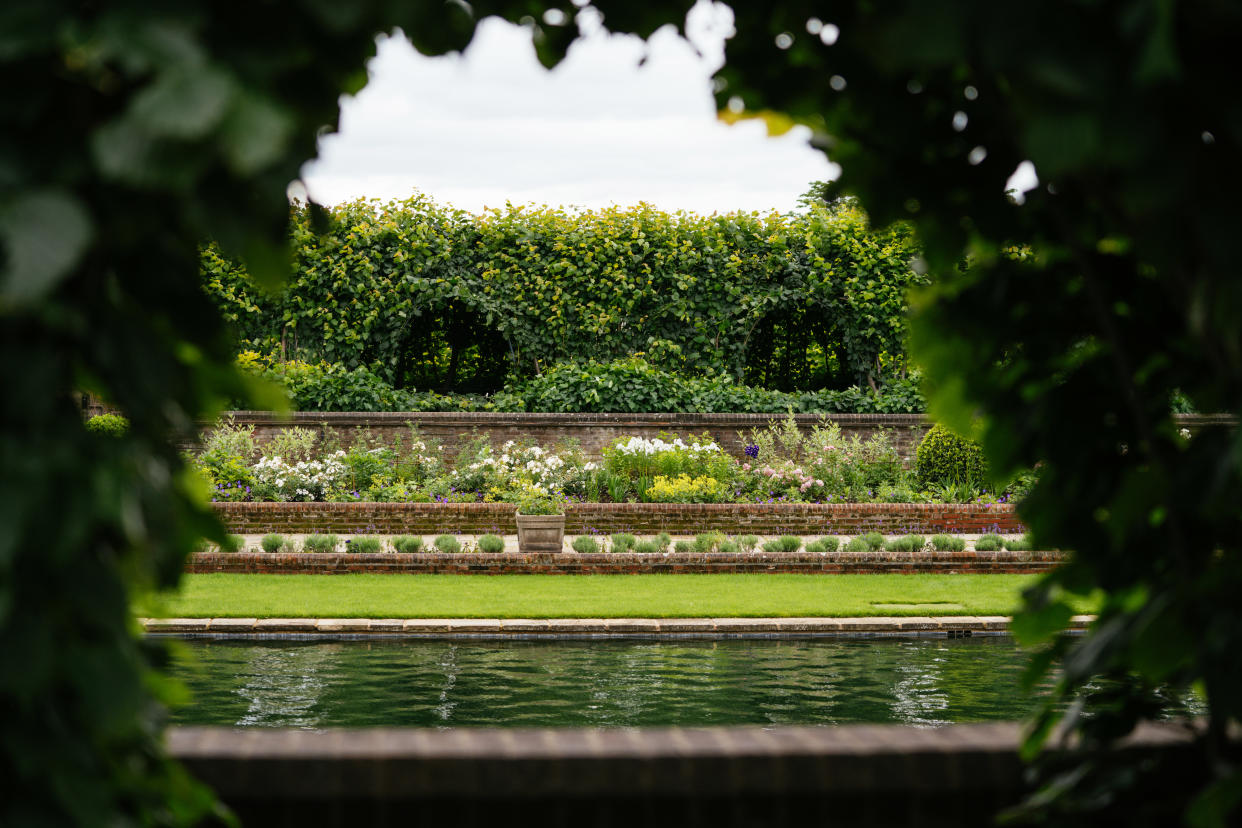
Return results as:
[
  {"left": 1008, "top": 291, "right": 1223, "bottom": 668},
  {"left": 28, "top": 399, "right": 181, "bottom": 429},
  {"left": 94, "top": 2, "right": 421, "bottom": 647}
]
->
[{"left": 515, "top": 513, "right": 566, "bottom": 554}]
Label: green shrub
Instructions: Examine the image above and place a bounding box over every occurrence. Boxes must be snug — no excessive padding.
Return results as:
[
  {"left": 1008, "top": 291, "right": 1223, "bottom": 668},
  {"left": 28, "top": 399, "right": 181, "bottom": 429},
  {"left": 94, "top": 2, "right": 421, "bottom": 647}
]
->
[
  {"left": 265, "top": 427, "right": 318, "bottom": 463},
  {"left": 884, "top": 535, "right": 925, "bottom": 553},
  {"left": 209, "top": 200, "right": 925, "bottom": 404},
  {"left": 916, "top": 424, "right": 987, "bottom": 486},
  {"left": 806, "top": 536, "right": 841, "bottom": 554},
  {"left": 238, "top": 355, "right": 420, "bottom": 413},
  {"left": 476, "top": 534, "right": 504, "bottom": 553},
  {"left": 930, "top": 534, "right": 966, "bottom": 552},
  {"left": 634, "top": 540, "right": 660, "bottom": 554},
  {"left": 571, "top": 536, "right": 600, "bottom": 554},
  {"left": 392, "top": 535, "right": 423, "bottom": 553},
  {"left": 260, "top": 533, "right": 284, "bottom": 553},
  {"left": 303, "top": 534, "right": 338, "bottom": 553},
  {"left": 433, "top": 534, "right": 462, "bottom": 554},
  {"left": 974, "top": 533, "right": 1004, "bottom": 551},
  {"left": 694, "top": 532, "right": 726, "bottom": 553},
  {"left": 842, "top": 537, "right": 871, "bottom": 553},
  {"left": 347, "top": 536, "right": 382, "bottom": 554},
  {"left": 858, "top": 532, "right": 886, "bottom": 551},
  {"left": 655, "top": 532, "right": 672, "bottom": 552},
  {"left": 717, "top": 540, "right": 740, "bottom": 554},
  {"left": 202, "top": 417, "right": 256, "bottom": 459},
  {"left": 220, "top": 534, "right": 245, "bottom": 553},
  {"left": 762, "top": 535, "right": 802, "bottom": 554},
  {"left": 673, "top": 540, "right": 693, "bottom": 554},
  {"left": 611, "top": 533, "right": 637, "bottom": 553},
  {"left": 85, "top": 413, "right": 129, "bottom": 436},
  {"left": 737, "top": 535, "right": 759, "bottom": 552},
  {"left": 1003, "top": 534, "right": 1032, "bottom": 551}
]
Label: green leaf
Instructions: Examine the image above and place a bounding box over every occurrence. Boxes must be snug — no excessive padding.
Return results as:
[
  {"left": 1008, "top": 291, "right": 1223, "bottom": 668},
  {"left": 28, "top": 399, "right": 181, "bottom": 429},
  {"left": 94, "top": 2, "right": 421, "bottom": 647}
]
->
[
  {"left": 129, "top": 65, "right": 234, "bottom": 139},
  {"left": 1186, "top": 770, "right": 1242, "bottom": 828},
  {"left": 1011, "top": 599, "right": 1074, "bottom": 647},
  {"left": 0, "top": 189, "right": 93, "bottom": 305},
  {"left": 218, "top": 93, "right": 295, "bottom": 174}
]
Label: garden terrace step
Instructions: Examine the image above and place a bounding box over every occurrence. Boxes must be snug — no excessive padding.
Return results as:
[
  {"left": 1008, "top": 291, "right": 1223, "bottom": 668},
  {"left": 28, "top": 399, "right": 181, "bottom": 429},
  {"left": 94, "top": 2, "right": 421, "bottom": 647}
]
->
[
  {"left": 186, "top": 547, "right": 1065, "bottom": 575},
  {"left": 213, "top": 501, "right": 1024, "bottom": 536}
]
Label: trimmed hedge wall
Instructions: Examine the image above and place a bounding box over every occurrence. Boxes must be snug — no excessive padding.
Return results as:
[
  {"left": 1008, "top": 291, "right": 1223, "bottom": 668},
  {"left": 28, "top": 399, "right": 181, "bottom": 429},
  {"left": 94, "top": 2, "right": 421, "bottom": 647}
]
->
[{"left": 204, "top": 197, "right": 924, "bottom": 394}]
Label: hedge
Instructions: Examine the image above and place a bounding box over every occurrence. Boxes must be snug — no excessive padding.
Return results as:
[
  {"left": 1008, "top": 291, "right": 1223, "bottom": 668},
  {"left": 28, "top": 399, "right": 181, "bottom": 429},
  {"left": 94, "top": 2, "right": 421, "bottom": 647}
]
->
[{"left": 204, "top": 196, "right": 925, "bottom": 394}]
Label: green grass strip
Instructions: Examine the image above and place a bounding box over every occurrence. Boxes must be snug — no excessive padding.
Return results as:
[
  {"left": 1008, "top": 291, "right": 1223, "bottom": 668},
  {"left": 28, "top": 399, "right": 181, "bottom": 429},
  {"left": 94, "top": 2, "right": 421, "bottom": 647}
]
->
[{"left": 143, "top": 573, "right": 1091, "bottom": 619}]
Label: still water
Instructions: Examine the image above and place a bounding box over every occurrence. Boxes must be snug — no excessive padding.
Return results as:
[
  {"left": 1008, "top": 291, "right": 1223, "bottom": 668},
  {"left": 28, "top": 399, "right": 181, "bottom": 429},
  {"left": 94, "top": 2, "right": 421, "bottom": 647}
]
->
[{"left": 168, "top": 636, "right": 1051, "bottom": 729}]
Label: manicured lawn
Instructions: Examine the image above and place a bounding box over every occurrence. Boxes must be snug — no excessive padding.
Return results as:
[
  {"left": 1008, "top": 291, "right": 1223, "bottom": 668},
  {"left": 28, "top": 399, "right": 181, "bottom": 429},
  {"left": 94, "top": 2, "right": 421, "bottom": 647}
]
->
[{"left": 142, "top": 573, "right": 1087, "bottom": 619}]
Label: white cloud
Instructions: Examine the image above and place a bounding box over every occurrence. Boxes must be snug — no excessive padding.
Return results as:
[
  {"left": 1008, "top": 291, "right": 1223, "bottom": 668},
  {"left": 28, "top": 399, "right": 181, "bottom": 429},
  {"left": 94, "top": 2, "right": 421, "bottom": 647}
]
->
[{"left": 300, "top": 7, "right": 836, "bottom": 215}]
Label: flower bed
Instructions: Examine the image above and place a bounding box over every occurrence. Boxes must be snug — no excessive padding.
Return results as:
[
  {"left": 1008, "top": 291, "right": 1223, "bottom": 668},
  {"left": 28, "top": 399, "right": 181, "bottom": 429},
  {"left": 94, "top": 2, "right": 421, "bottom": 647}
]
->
[{"left": 195, "top": 416, "right": 1031, "bottom": 508}]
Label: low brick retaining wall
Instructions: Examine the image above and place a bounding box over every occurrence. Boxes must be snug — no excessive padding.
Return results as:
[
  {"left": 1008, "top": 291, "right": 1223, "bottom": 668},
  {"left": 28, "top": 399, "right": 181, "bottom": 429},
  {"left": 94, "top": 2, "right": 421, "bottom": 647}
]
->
[
  {"left": 189, "top": 411, "right": 1235, "bottom": 463},
  {"left": 199, "top": 411, "right": 933, "bottom": 461},
  {"left": 168, "top": 722, "right": 1198, "bottom": 828},
  {"left": 187, "top": 547, "right": 1063, "bottom": 575},
  {"left": 214, "top": 502, "right": 1023, "bottom": 536}
]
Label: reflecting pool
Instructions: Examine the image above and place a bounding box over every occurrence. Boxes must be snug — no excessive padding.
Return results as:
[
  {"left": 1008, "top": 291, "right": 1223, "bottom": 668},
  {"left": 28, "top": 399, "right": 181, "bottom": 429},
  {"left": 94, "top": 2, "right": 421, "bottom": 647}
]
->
[{"left": 168, "top": 636, "right": 1055, "bottom": 728}]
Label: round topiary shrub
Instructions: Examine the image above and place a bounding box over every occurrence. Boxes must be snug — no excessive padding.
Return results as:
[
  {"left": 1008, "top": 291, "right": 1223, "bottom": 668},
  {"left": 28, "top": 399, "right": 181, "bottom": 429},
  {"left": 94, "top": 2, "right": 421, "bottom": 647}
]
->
[
  {"left": 916, "top": 424, "right": 987, "bottom": 486},
  {"left": 85, "top": 413, "right": 129, "bottom": 436}
]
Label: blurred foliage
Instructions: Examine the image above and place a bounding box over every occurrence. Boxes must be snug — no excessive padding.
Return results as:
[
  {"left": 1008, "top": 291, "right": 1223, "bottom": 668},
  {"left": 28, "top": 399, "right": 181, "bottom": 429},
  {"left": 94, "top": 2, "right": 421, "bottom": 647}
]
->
[
  {"left": 7, "top": 0, "right": 1240, "bottom": 824},
  {"left": 681, "top": 0, "right": 1242, "bottom": 822},
  {"left": 0, "top": 1, "right": 582, "bottom": 824},
  {"left": 205, "top": 196, "right": 924, "bottom": 392}
]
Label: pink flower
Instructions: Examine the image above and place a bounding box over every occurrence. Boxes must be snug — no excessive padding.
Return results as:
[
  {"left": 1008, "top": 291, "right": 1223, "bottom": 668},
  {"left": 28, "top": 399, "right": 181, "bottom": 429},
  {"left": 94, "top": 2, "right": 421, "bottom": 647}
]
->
[{"left": 742, "top": 463, "right": 751, "bottom": 471}]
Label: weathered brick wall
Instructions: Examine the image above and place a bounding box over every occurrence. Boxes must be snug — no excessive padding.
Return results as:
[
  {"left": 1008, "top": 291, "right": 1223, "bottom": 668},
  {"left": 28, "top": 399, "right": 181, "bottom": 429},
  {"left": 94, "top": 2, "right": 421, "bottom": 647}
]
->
[
  {"left": 198, "top": 411, "right": 933, "bottom": 462},
  {"left": 213, "top": 502, "right": 1024, "bottom": 536},
  {"left": 187, "top": 547, "right": 1063, "bottom": 575},
  {"left": 191, "top": 411, "right": 1235, "bottom": 464}
]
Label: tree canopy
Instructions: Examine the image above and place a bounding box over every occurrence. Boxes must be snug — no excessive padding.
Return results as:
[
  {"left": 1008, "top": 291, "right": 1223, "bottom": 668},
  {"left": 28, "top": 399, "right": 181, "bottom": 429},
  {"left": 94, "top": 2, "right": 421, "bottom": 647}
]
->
[{"left": 698, "top": 1, "right": 1242, "bottom": 822}]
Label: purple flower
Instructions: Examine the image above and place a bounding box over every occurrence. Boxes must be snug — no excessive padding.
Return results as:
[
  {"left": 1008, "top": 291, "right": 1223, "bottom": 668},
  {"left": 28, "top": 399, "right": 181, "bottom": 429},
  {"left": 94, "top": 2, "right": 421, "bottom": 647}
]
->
[{"left": 744, "top": 444, "right": 759, "bottom": 459}]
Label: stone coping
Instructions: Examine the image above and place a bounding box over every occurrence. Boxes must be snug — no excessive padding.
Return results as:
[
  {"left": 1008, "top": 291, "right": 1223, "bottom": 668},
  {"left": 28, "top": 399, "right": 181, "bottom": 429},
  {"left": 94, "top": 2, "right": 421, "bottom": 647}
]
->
[
  {"left": 213, "top": 410, "right": 1235, "bottom": 427},
  {"left": 167, "top": 718, "right": 1192, "bottom": 799},
  {"left": 141, "top": 615, "right": 1094, "bottom": 637},
  {"left": 215, "top": 410, "right": 931, "bottom": 426}
]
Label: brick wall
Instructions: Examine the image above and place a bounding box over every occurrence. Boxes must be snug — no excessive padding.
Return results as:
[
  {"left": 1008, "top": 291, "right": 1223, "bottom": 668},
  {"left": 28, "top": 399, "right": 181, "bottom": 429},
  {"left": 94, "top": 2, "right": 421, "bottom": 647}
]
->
[
  {"left": 193, "top": 411, "right": 1235, "bottom": 464},
  {"left": 187, "top": 547, "right": 1063, "bottom": 575},
  {"left": 214, "top": 502, "right": 1024, "bottom": 536},
  {"left": 200, "top": 411, "right": 933, "bottom": 462}
]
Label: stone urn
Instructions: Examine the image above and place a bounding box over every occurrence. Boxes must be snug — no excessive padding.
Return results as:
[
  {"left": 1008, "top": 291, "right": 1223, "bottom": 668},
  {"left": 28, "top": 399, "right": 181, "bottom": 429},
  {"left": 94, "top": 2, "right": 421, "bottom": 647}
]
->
[{"left": 515, "top": 513, "right": 565, "bottom": 554}]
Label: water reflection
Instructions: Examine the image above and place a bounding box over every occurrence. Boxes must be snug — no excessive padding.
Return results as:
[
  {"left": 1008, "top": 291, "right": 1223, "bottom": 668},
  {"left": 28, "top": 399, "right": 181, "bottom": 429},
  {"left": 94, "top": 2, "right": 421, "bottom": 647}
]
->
[
  {"left": 890, "top": 643, "right": 949, "bottom": 727},
  {"left": 170, "top": 637, "right": 1062, "bottom": 729},
  {"left": 233, "top": 643, "right": 335, "bottom": 728}
]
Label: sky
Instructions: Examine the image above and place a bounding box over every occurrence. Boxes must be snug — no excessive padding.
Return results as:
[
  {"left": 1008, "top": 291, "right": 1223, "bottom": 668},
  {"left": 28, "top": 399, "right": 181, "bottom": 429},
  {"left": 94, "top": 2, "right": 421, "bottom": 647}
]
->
[{"left": 298, "top": 4, "right": 839, "bottom": 215}]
